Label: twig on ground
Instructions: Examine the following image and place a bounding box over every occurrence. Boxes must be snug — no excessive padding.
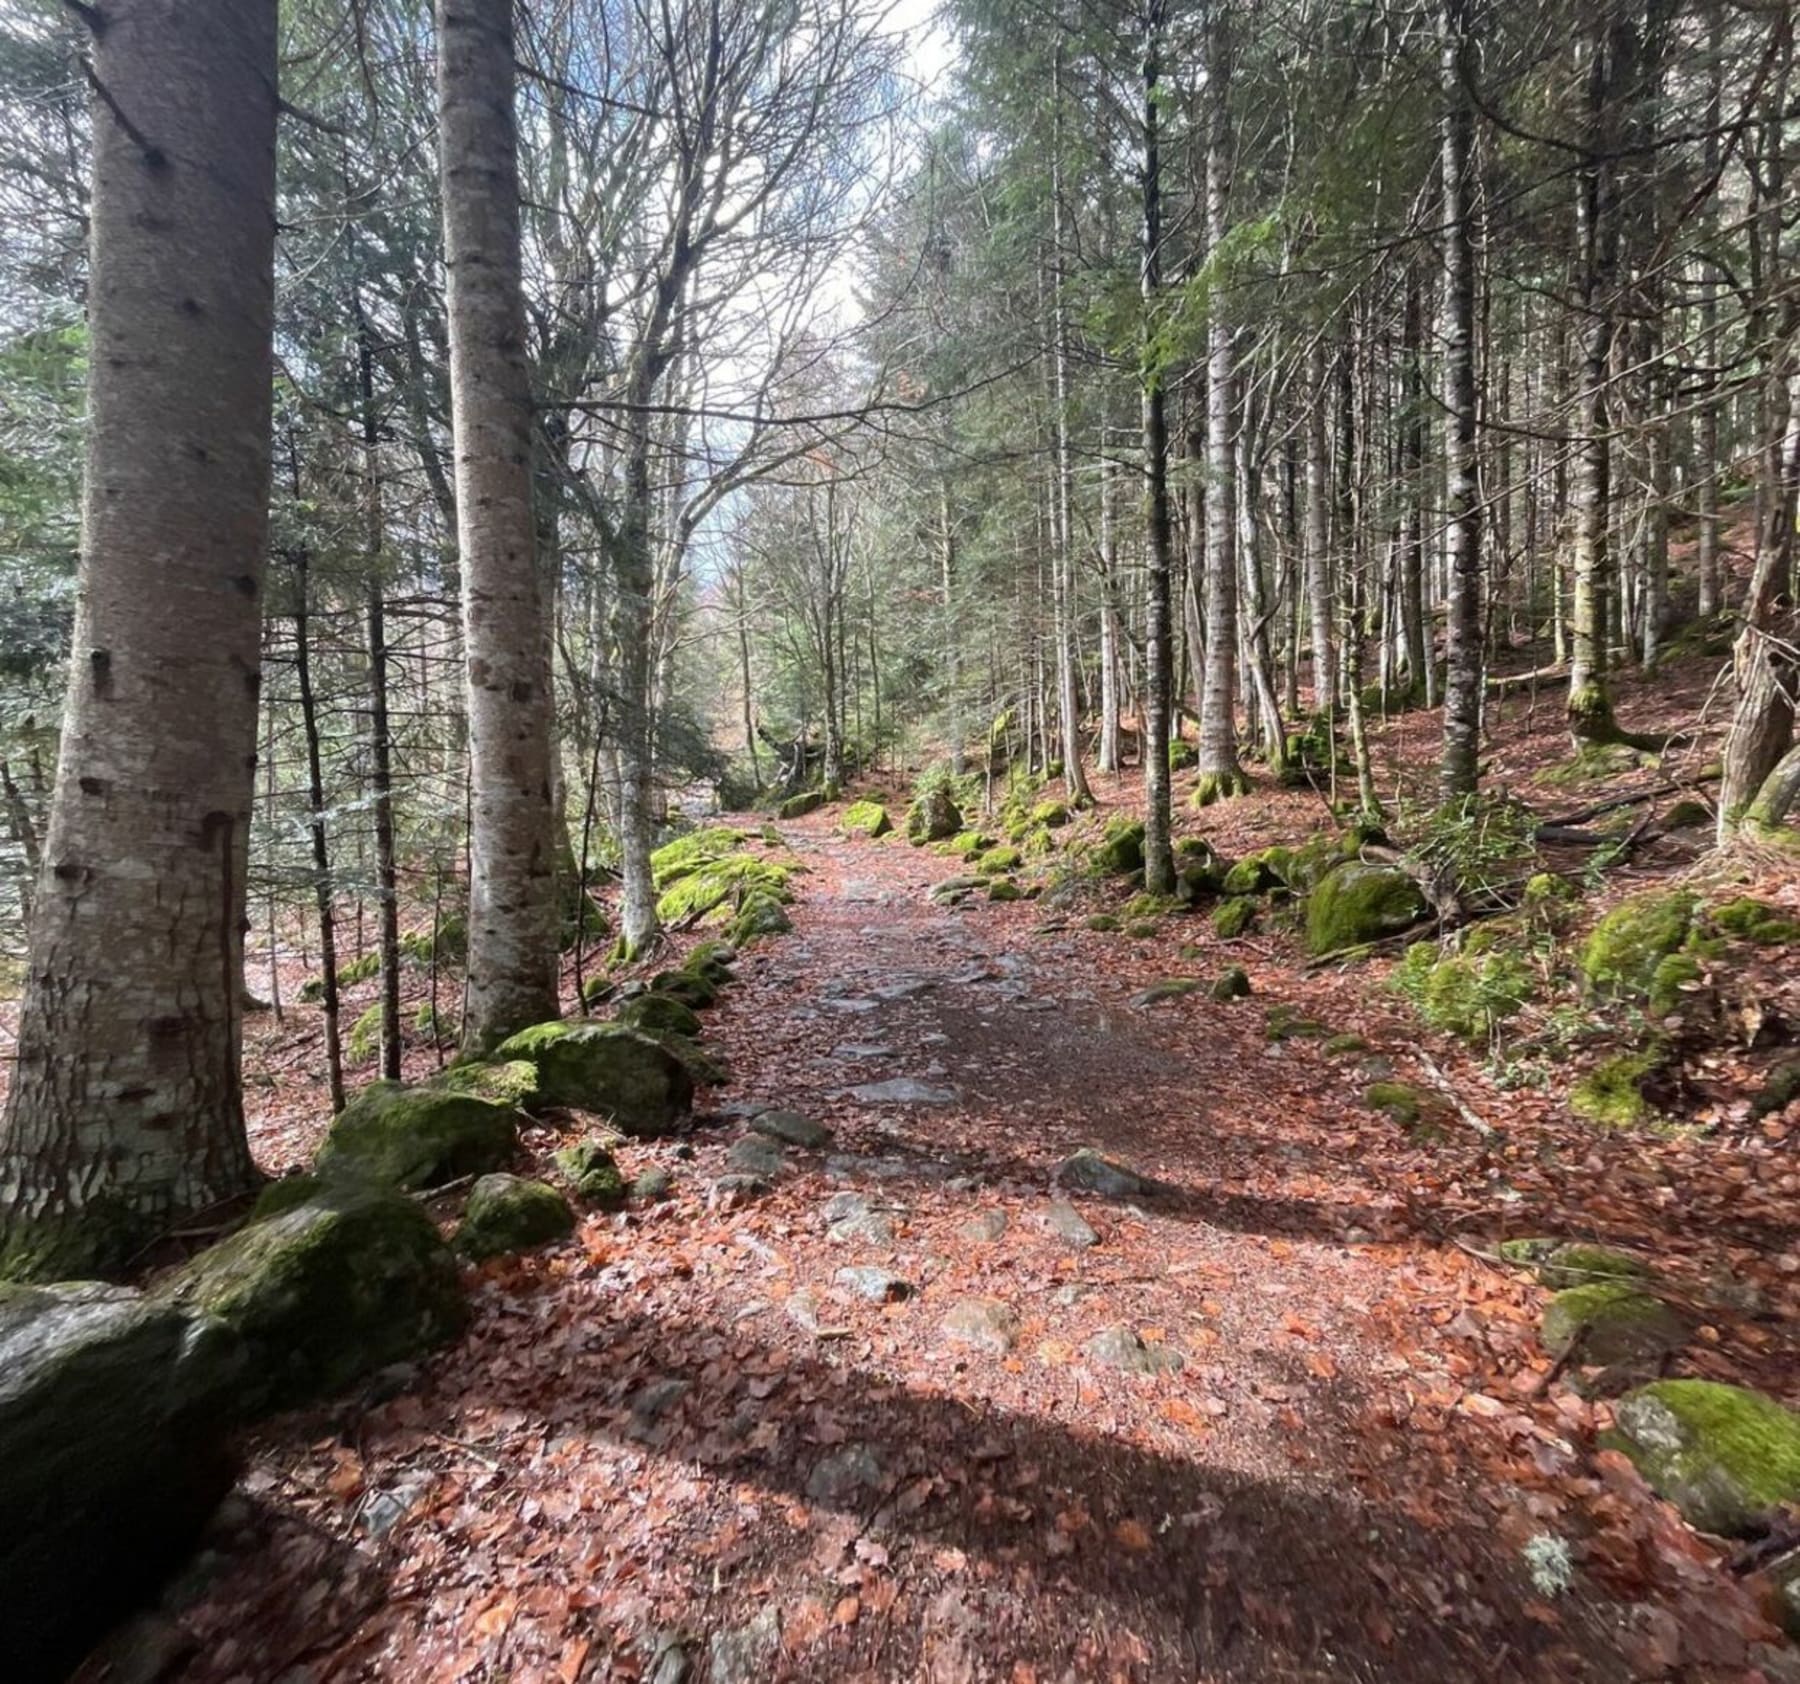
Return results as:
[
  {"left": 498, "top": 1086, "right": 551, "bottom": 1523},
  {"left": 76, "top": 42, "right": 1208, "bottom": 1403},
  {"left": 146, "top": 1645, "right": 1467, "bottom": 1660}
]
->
[{"left": 1415, "top": 1051, "right": 1496, "bottom": 1137}]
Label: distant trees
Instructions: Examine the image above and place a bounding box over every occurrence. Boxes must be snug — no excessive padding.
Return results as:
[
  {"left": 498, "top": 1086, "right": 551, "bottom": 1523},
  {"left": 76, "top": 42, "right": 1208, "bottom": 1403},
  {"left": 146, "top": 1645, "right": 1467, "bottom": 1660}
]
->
[{"left": 0, "top": 0, "right": 280, "bottom": 1274}]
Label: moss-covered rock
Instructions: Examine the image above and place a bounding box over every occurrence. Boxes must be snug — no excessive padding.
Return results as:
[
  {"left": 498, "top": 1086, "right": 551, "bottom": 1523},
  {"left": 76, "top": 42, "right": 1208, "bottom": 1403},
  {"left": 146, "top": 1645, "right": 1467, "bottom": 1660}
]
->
[
  {"left": 1537, "top": 740, "right": 1659, "bottom": 787},
  {"left": 1265, "top": 1005, "right": 1329, "bottom": 1042},
  {"left": 651, "top": 826, "right": 745, "bottom": 890},
  {"left": 314, "top": 1082, "right": 521, "bottom": 1191},
  {"left": 0, "top": 1282, "right": 246, "bottom": 1680},
  {"left": 1542, "top": 1243, "right": 1652, "bottom": 1289},
  {"left": 1212, "top": 896, "right": 1257, "bottom": 939},
  {"left": 1031, "top": 799, "right": 1072, "bottom": 828},
  {"left": 1570, "top": 1048, "right": 1667, "bottom": 1128},
  {"left": 653, "top": 1031, "right": 729, "bottom": 1088},
  {"left": 1168, "top": 738, "right": 1198, "bottom": 771},
  {"left": 428, "top": 1058, "right": 542, "bottom": 1111},
  {"left": 1540, "top": 1282, "right": 1686, "bottom": 1366},
  {"left": 906, "top": 785, "right": 963, "bottom": 844},
  {"left": 1753, "top": 1060, "right": 1800, "bottom": 1119},
  {"left": 494, "top": 1021, "right": 693, "bottom": 1135},
  {"left": 1579, "top": 889, "right": 1701, "bottom": 1018},
  {"left": 777, "top": 789, "right": 825, "bottom": 820},
  {"left": 1324, "top": 1033, "right": 1368, "bottom": 1056},
  {"left": 842, "top": 800, "right": 893, "bottom": 839},
  {"left": 649, "top": 967, "right": 718, "bottom": 1009},
  {"left": 1094, "top": 817, "right": 1146, "bottom": 876},
  {"left": 159, "top": 1184, "right": 465, "bottom": 1413},
  {"left": 976, "top": 844, "right": 1023, "bottom": 876},
  {"left": 617, "top": 991, "right": 704, "bottom": 1041},
  {"left": 655, "top": 854, "right": 794, "bottom": 926},
  {"left": 553, "top": 1139, "right": 626, "bottom": 1206},
  {"left": 1211, "top": 964, "right": 1251, "bottom": 1001},
  {"left": 728, "top": 892, "right": 793, "bottom": 946},
  {"left": 1365, "top": 1081, "right": 1424, "bottom": 1126},
  {"left": 944, "top": 830, "right": 990, "bottom": 858},
  {"left": 1603, "top": 1380, "right": 1800, "bottom": 1536},
  {"left": 1662, "top": 798, "right": 1712, "bottom": 832},
  {"left": 454, "top": 1174, "right": 576, "bottom": 1261},
  {"left": 1709, "top": 896, "right": 1800, "bottom": 945},
  {"left": 346, "top": 1001, "right": 385, "bottom": 1065},
  {"left": 1131, "top": 978, "right": 1202, "bottom": 1007},
  {"left": 987, "top": 877, "right": 1022, "bottom": 902},
  {"left": 1222, "top": 847, "right": 1293, "bottom": 896},
  {"left": 1125, "top": 918, "right": 1161, "bottom": 939},
  {"left": 1086, "top": 913, "right": 1122, "bottom": 933},
  {"left": 1304, "top": 862, "right": 1428, "bottom": 957}
]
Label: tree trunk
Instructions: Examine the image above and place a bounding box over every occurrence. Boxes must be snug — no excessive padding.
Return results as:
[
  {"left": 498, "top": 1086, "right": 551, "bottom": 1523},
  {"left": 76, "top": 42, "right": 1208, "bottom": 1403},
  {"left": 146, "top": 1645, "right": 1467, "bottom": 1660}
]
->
[
  {"left": 293, "top": 554, "right": 346, "bottom": 1114},
  {"left": 1139, "top": 0, "right": 1176, "bottom": 893},
  {"left": 437, "top": 0, "right": 561, "bottom": 1042},
  {"left": 1195, "top": 2, "right": 1248, "bottom": 807},
  {"left": 0, "top": 0, "right": 278, "bottom": 1276},
  {"left": 1439, "top": 0, "right": 1484, "bottom": 796},
  {"left": 1303, "top": 336, "right": 1335, "bottom": 718}
]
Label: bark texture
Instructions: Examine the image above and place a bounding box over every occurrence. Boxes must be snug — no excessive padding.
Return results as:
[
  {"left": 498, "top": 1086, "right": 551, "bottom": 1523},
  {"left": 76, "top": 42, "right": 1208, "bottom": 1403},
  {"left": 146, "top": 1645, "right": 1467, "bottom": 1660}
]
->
[
  {"left": 0, "top": 0, "right": 278, "bottom": 1275},
  {"left": 438, "top": 0, "right": 561, "bottom": 1050}
]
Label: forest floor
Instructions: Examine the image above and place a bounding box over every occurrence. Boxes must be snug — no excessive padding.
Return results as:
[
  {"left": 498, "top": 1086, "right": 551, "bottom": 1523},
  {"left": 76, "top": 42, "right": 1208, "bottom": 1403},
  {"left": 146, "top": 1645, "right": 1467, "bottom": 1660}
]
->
[{"left": 95, "top": 648, "right": 1800, "bottom": 1684}]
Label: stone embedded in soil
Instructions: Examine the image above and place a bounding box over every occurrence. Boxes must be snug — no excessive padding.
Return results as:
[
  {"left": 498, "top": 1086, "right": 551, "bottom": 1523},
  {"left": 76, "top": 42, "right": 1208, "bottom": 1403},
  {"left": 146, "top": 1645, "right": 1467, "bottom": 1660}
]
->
[
  {"left": 1085, "top": 1324, "right": 1185, "bottom": 1375},
  {"left": 830, "top": 1043, "right": 893, "bottom": 1060},
  {"left": 629, "top": 1377, "right": 691, "bottom": 1424},
  {"left": 727, "top": 1136, "right": 787, "bottom": 1178},
  {"left": 708, "top": 1606, "right": 780, "bottom": 1684},
  {"left": 1040, "top": 1202, "right": 1099, "bottom": 1249},
  {"left": 750, "top": 1110, "right": 833, "bottom": 1149},
  {"left": 848, "top": 1077, "right": 960, "bottom": 1106},
  {"left": 959, "top": 1210, "right": 1008, "bottom": 1243},
  {"left": 631, "top": 1166, "right": 673, "bottom": 1202},
  {"left": 707, "top": 1174, "right": 769, "bottom": 1207},
  {"left": 822, "top": 997, "right": 881, "bottom": 1014},
  {"left": 835, "top": 1265, "right": 913, "bottom": 1303},
  {"left": 807, "top": 1443, "right": 884, "bottom": 1504},
  {"left": 942, "top": 1297, "right": 1020, "bottom": 1354},
  {"left": 1055, "top": 1147, "right": 1158, "bottom": 1199},
  {"left": 821, "top": 1190, "right": 875, "bottom": 1223},
  {"left": 828, "top": 1210, "right": 896, "bottom": 1246},
  {"left": 1540, "top": 1283, "right": 1687, "bottom": 1366}
]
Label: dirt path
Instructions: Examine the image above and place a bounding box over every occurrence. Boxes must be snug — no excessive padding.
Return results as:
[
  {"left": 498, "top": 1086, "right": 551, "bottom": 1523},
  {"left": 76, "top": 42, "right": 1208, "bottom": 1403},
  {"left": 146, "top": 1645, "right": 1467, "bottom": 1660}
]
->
[{"left": 159, "top": 814, "right": 1790, "bottom": 1684}]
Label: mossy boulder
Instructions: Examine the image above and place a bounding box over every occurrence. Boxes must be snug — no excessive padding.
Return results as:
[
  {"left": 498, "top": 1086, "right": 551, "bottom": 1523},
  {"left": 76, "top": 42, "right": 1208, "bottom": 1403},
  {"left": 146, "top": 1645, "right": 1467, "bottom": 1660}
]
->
[
  {"left": 1211, "top": 964, "right": 1251, "bottom": 1001},
  {"left": 728, "top": 892, "right": 793, "bottom": 946},
  {"left": 777, "top": 789, "right": 825, "bottom": 820},
  {"left": 1031, "top": 800, "right": 1072, "bottom": 828},
  {"left": 1222, "top": 847, "right": 1293, "bottom": 896},
  {"left": 1131, "top": 978, "right": 1202, "bottom": 1007},
  {"left": 428, "top": 1058, "right": 541, "bottom": 1111},
  {"left": 842, "top": 800, "right": 893, "bottom": 839},
  {"left": 159, "top": 1184, "right": 466, "bottom": 1414},
  {"left": 1540, "top": 1282, "right": 1686, "bottom": 1366},
  {"left": 1094, "top": 817, "right": 1145, "bottom": 876},
  {"left": 454, "top": 1174, "right": 576, "bottom": 1261},
  {"left": 944, "top": 830, "right": 991, "bottom": 858},
  {"left": 1173, "top": 839, "right": 1228, "bottom": 902},
  {"left": 1125, "top": 918, "right": 1161, "bottom": 939},
  {"left": 616, "top": 992, "right": 703, "bottom": 1041},
  {"left": 1086, "top": 913, "right": 1122, "bottom": 933},
  {"left": 314, "top": 1081, "right": 521, "bottom": 1191},
  {"left": 1579, "top": 889, "right": 1702, "bottom": 1018},
  {"left": 1266, "top": 1005, "right": 1329, "bottom": 1043},
  {"left": 655, "top": 854, "right": 794, "bottom": 926},
  {"left": 906, "top": 786, "right": 963, "bottom": 844},
  {"left": 1570, "top": 1048, "right": 1667, "bottom": 1128},
  {"left": 1212, "top": 896, "right": 1257, "bottom": 939},
  {"left": 1304, "top": 862, "right": 1428, "bottom": 957},
  {"left": 495, "top": 1021, "right": 694, "bottom": 1135},
  {"left": 651, "top": 827, "right": 746, "bottom": 890},
  {"left": 1603, "top": 1380, "right": 1800, "bottom": 1536},
  {"left": 1662, "top": 798, "right": 1712, "bottom": 832},
  {"left": 650, "top": 967, "right": 718, "bottom": 1008},
  {"left": 1753, "top": 1060, "right": 1800, "bottom": 1119},
  {"left": 0, "top": 1282, "right": 245, "bottom": 1681},
  {"left": 1537, "top": 740, "right": 1659, "bottom": 787},
  {"left": 1365, "top": 1081, "right": 1425, "bottom": 1127},
  {"left": 987, "top": 878, "right": 1022, "bottom": 902},
  {"left": 553, "top": 1139, "right": 626, "bottom": 1206},
  {"left": 976, "top": 845, "right": 1023, "bottom": 876},
  {"left": 1709, "top": 896, "right": 1800, "bottom": 945}
]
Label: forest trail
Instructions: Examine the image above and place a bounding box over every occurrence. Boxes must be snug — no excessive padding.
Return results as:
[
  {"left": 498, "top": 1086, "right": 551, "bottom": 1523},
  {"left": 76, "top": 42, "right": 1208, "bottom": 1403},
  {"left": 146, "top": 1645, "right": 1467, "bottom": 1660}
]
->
[{"left": 155, "top": 800, "right": 1799, "bottom": 1684}]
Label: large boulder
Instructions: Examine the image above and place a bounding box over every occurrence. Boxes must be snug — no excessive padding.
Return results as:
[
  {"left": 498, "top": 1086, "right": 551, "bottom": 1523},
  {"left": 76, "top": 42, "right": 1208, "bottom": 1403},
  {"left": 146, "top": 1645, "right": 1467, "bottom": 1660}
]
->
[
  {"left": 616, "top": 991, "right": 703, "bottom": 1041},
  {"left": 1603, "top": 1380, "right": 1800, "bottom": 1537},
  {"left": 1304, "top": 862, "right": 1428, "bottom": 956},
  {"left": 314, "top": 1080, "right": 521, "bottom": 1191},
  {"left": 842, "top": 800, "right": 893, "bottom": 839},
  {"left": 906, "top": 785, "right": 963, "bottom": 845},
  {"left": 0, "top": 1283, "right": 243, "bottom": 1681},
  {"left": 495, "top": 1020, "right": 694, "bottom": 1135},
  {"left": 158, "top": 1185, "right": 465, "bottom": 1414},
  {"left": 454, "top": 1175, "right": 576, "bottom": 1261},
  {"left": 1578, "top": 889, "right": 1701, "bottom": 1018}
]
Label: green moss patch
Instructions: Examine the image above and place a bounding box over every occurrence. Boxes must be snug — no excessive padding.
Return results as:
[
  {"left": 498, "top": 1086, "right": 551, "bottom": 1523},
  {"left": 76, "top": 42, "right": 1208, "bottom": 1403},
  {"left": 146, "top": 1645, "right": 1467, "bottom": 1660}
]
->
[
  {"left": 428, "top": 1059, "right": 542, "bottom": 1111},
  {"left": 1094, "top": 817, "right": 1145, "bottom": 876},
  {"left": 1603, "top": 1380, "right": 1800, "bottom": 1536},
  {"left": 727, "top": 893, "right": 793, "bottom": 946},
  {"left": 655, "top": 854, "right": 795, "bottom": 927},
  {"left": 1389, "top": 942, "right": 1533, "bottom": 1041},
  {"left": 1570, "top": 1048, "right": 1668, "bottom": 1128},
  {"left": 1708, "top": 897, "right": 1800, "bottom": 945},
  {"left": 1579, "top": 890, "right": 1701, "bottom": 1018},
  {"left": 1211, "top": 964, "right": 1251, "bottom": 1001},
  {"left": 1212, "top": 897, "right": 1257, "bottom": 939},
  {"left": 616, "top": 992, "right": 704, "bottom": 1041},
  {"left": 1365, "top": 1081, "right": 1425, "bottom": 1127}
]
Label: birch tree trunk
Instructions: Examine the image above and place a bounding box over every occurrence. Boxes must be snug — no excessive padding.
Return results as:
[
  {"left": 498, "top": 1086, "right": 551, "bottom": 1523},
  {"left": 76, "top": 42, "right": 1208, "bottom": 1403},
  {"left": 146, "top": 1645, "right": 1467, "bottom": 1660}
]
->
[
  {"left": 438, "top": 0, "right": 561, "bottom": 1048},
  {"left": 0, "top": 0, "right": 278, "bottom": 1277},
  {"left": 1439, "top": 0, "right": 1484, "bottom": 796}
]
